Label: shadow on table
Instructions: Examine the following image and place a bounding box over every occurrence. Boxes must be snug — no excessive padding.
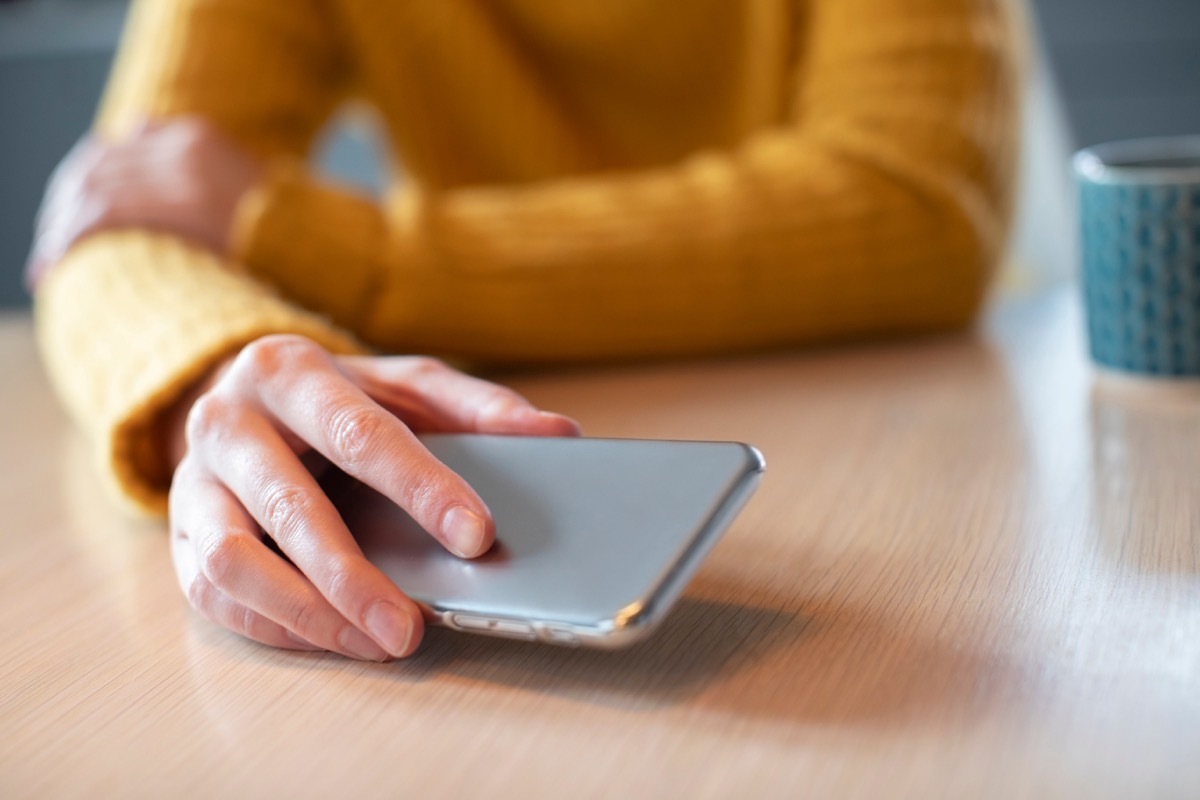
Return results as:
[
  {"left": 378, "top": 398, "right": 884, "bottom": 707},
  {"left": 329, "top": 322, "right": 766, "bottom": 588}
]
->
[
  {"left": 367, "top": 582, "right": 1012, "bottom": 727},
  {"left": 393, "top": 594, "right": 802, "bottom": 705}
]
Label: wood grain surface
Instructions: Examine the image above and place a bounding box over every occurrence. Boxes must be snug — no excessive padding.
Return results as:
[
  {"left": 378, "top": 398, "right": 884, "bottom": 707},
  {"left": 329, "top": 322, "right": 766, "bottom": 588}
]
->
[{"left": 2, "top": 287, "right": 1198, "bottom": 798}]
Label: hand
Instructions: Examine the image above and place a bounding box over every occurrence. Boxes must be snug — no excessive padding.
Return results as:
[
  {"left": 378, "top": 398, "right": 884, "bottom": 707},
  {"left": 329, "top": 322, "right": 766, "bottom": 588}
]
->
[
  {"left": 168, "top": 335, "right": 581, "bottom": 660},
  {"left": 26, "top": 117, "right": 262, "bottom": 289}
]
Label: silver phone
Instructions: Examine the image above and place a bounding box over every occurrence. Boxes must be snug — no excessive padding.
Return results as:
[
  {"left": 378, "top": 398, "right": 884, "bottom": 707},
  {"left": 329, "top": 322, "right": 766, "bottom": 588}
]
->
[{"left": 334, "top": 434, "right": 764, "bottom": 649}]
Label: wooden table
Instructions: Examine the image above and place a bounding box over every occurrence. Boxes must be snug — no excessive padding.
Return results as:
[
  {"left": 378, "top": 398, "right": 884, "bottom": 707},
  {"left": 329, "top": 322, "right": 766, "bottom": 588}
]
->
[{"left": 2, "top": 287, "right": 1198, "bottom": 798}]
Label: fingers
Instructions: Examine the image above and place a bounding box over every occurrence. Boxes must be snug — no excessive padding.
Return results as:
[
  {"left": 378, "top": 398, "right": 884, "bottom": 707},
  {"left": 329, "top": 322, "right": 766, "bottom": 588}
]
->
[
  {"left": 167, "top": 333, "right": 581, "bottom": 660},
  {"left": 183, "top": 394, "right": 424, "bottom": 657},
  {"left": 36, "top": 184, "right": 121, "bottom": 266},
  {"left": 27, "top": 136, "right": 99, "bottom": 286},
  {"left": 228, "top": 338, "right": 499, "bottom": 558},
  {"left": 343, "top": 355, "right": 582, "bottom": 437},
  {"left": 34, "top": 136, "right": 96, "bottom": 239},
  {"left": 29, "top": 136, "right": 157, "bottom": 270},
  {"left": 27, "top": 115, "right": 260, "bottom": 289},
  {"left": 170, "top": 458, "right": 412, "bottom": 660},
  {"left": 180, "top": 569, "right": 325, "bottom": 653}
]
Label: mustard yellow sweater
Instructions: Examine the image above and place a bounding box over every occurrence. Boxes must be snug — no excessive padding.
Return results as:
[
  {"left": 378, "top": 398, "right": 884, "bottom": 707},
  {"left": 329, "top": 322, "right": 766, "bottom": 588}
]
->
[{"left": 36, "top": 0, "right": 1020, "bottom": 514}]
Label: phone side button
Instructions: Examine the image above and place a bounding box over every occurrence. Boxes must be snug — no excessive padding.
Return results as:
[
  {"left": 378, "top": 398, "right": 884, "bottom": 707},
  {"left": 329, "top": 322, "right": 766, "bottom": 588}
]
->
[
  {"left": 450, "top": 614, "right": 537, "bottom": 640},
  {"left": 491, "top": 619, "right": 537, "bottom": 639},
  {"left": 539, "top": 626, "right": 581, "bottom": 647},
  {"left": 449, "top": 614, "right": 493, "bottom": 631}
]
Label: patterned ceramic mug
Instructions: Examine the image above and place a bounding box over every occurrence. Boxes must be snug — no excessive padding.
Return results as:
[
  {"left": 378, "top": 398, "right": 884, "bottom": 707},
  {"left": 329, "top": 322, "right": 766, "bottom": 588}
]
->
[{"left": 1076, "top": 136, "right": 1200, "bottom": 377}]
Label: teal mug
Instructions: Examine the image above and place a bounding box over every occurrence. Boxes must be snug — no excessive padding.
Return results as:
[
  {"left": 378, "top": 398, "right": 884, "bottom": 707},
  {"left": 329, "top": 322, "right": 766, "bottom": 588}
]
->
[{"left": 1076, "top": 136, "right": 1200, "bottom": 377}]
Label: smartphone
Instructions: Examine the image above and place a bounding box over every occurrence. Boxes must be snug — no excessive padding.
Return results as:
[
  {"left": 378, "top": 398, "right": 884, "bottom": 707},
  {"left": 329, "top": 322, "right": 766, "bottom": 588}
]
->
[{"left": 334, "top": 434, "right": 764, "bottom": 649}]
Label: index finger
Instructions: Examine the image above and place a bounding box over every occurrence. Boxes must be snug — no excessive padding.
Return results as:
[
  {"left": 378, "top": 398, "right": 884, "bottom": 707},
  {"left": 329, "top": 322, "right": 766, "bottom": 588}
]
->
[{"left": 232, "top": 336, "right": 496, "bottom": 559}]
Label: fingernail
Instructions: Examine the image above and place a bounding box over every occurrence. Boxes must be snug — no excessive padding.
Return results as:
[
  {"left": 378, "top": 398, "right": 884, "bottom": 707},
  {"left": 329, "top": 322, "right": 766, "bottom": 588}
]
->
[
  {"left": 365, "top": 600, "right": 415, "bottom": 656},
  {"left": 443, "top": 505, "right": 488, "bottom": 557},
  {"left": 518, "top": 407, "right": 580, "bottom": 434},
  {"left": 541, "top": 411, "right": 582, "bottom": 434},
  {"left": 338, "top": 625, "right": 389, "bottom": 661}
]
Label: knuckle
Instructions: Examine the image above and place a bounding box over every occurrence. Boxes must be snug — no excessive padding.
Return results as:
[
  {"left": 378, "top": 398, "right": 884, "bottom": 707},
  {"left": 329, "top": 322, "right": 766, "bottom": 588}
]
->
[
  {"left": 236, "top": 335, "right": 321, "bottom": 383},
  {"left": 75, "top": 165, "right": 98, "bottom": 194},
  {"left": 476, "top": 387, "right": 524, "bottom": 421},
  {"left": 185, "top": 573, "right": 217, "bottom": 617},
  {"left": 259, "top": 482, "right": 313, "bottom": 539},
  {"left": 402, "top": 356, "right": 448, "bottom": 378},
  {"left": 197, "top": 533, "right": 250, "bottom": 587},
  {"left": 397, "top": 462, "right": 447, "bottom": 522},
  {"left": 68, "top": 194, "right": 110, "bottom": 233},
  {"left": 173, "top": 452, "right": 199, "bottom": 487},
  {"left": 283, "top": 600, "right": 318, "bottom": 641},
  {"left": 237, "top": 605, "right": 266, "bottom": 640},
  {"left": 326, "top": 404, "right": 385, "bottom": 468},
  {"left": 185, "top": 392, "right": 234, "bottom": 447},
  {"left": 76, "top": 163, "right": 110, "bottom": 199},
  {"left": 321, "top": 555, "right": 358, "bottom": 604},
  {"left": 85, "top": 194, "right": 120, "bottom": 229}
]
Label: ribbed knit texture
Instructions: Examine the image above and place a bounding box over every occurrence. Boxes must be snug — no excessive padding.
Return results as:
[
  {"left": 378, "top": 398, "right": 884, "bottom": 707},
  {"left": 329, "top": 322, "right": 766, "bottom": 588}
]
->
[{"left": 36, "top": 0, "right": 1021, "bottom": 514}]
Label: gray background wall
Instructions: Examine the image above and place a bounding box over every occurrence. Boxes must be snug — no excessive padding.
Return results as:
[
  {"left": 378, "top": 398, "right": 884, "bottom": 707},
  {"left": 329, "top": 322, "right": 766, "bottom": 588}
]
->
[
  {"left": 0, "top": 0, "right": 383, "bottom": 311},
  {"left": 0, "top": 0, "right": 126, "bottom": 310},
  {"left": 2, "top": 0, "right": 1199, "bottom": 309},
  {"left": 1030, "top": 0, "right": 1200, "bottom": 147}
]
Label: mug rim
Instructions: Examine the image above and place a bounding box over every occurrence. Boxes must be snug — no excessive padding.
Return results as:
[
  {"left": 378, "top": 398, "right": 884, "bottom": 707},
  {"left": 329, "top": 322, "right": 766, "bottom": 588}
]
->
[{"left": 1074, "top": 135, "right": 1200, "bottom": 185}]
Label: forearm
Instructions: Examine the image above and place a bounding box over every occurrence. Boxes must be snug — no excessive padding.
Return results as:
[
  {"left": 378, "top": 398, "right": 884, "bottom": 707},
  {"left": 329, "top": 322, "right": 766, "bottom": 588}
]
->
[
  {"left": 236, "top": 137, "right": 1012, "bottom": 364},
  {"left": 233, "top": 0, "right": 1019, "bottom": 363},
  {"left": 376, "top": 140, "right": 1002, "bottom": 361}
]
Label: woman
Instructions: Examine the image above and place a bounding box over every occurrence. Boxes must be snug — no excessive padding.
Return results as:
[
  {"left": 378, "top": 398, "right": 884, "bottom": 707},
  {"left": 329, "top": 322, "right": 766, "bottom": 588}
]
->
[{"left": 30, "top": 0, "right": 1020, "bottom": 660}]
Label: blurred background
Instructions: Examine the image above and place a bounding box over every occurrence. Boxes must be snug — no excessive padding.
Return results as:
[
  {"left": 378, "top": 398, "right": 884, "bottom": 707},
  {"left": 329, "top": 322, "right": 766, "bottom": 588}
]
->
[{"left": 2, "top": 0, "right": 1199, "bottom": 310}]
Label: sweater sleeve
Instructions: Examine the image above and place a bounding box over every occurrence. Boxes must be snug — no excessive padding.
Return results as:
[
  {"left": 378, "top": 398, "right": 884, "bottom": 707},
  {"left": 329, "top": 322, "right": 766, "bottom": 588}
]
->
[
  {"left": 34, "top": 0, "right": 363, "bottom": 516},
  {"left": 234, "top": 0, "right": 1021, "bottom": 363}
]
